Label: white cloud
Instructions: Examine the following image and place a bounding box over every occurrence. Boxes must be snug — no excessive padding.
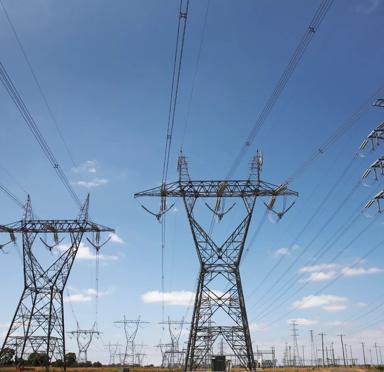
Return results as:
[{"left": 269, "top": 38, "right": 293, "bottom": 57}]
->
[
  {"left": 326, "top": 320, "right": 350, "bottom": 327},
  {"left": 64, "top": 288, "right": 109, "bottom": 303},
  {"left": 299, "top": 262, "right": 383, "bottom": 282},
  {"left": 275, "top": 247, "right": 289, "bottom": 256},
  {"left": 275, "top": 245, "right": 300, "bottom": 257},
  {"left": 249, "top": 322, "right": 269, "bottom": 332},
  {"left": 64, "top": 293, "right": 93, "bottom": 303},
  {"left": 357, "top": 302, "right": 368, "bottom": 308},
  {"left": 303, "top": 271, "right": 338, "bottom": 282},
  {"left": 109, "top": 233, "right": 124, "bottom": 244},
  {"left": 142, "top": 290, "right": 194, "bottom": 306},
  {"left": 73, "top": 177, "right": 109, "bottom": 188},
  {"left": 287, "top": 318, "right": 318, "bottom": 326},
  {"left": 293, "top": 294, "right": 347, "bottom": 312},
  {"left": 299, "top": 264, "right": 340, "bottom": 273},
  {"left": 323, "top": 304, "right": 347, "bottom": 312},
  {"left": 342, "top": 266, "right": 383, "bottom": 277},
  {"left": 58, "top": 242, "right": 118, "bottom": 261},
  {"left": 72, "top": 160, "right": 97, "bottom": 174}
]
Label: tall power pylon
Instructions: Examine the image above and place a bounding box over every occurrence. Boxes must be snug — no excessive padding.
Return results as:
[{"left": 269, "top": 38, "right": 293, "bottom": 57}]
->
[
  {"left": 135, "top": 151, "right": 298, "bottom": 371},
  {"left": 68, "top": 323, "right": 100, "bottom": 363},
  {"left": 0, "top": 195, "right": 113, "bottom": 369},
  {"left": 113, "top": 316, "right": 148, "bottom": 366}
]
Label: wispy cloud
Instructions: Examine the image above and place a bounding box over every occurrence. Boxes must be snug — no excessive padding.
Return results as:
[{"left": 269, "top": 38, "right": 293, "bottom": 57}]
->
[
  {"left": 58, "top": 242, "right": 118, "bottom": 261},
  {"left": 300, "top": 263, "right": 340, "bottom": 273},
  {"left": 109, "top": 232, "right": 124, "bottom": 244},
  {"left": 326, "top": 320, "right": 351, "bottom": 327},
  {"left": 342, "top": 266, "right": 383, "bottom": 276},
  {"left": 287, "top": 318, "right": 319, "bottom": 326},
  {"left": 354, "top": 0, "right": 381, "bottom": 15},
  {"left": 293, "top": 294, "right": 347, "bottom": 312},
  {"left": 303, "top": 271, "right": 338, "bottom": 282},
  {"left": 72, "top": 160, "right": 98, "bottom": 174},
  {"left": 299, "top": 262, "right": 383, "bottom": 282},
  {"left": 71, "top": 160, "right": 109, "bottom": 188},
  {"left": 64, "top": 288, "right": 109, "bottom": 303},
  {"left": 249, "top": 322, "right": 269, "bottom": 332},
  {"left": 73, "top": 177, "right": 109, "bottom": 188},
  {"left": 141, "top": 290, "right": 195, "bottom": 306},
  {"left": 274, "top": 245, "right": 300, "bottom": 257},
  {"left": 275, "top": 247, "right": 289, "bottom": 256}
]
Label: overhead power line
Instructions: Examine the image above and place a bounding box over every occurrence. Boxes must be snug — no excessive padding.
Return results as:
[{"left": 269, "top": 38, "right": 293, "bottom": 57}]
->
[
  {"left": 248, "top": 155, "right": 358, "bottom": 304},
  {"left": 227, "top": 0, "right": 334, "bottom": 178},
  {"left": 159, "top": 0, "right": 190, "bottom": 329},
  {"left": 262, "top": 229, "right": 384, "bottom": 328},
  {"left": 285, "top": 85, "right": 384, "bottom": 184},
  {"left": 181, "top": 0, "right": 210, "bottom": 148},
  {"left": 0, "top": 62, "right": 81, "bottom": 207},
  {"left": 0, "top": 183, "right": 24, "bottom": 208},
  {"left": 251, "top": 179, "right": 361, "bottom": 319},
  {"left": 0, "top": 0, "right": 77, "bottom": 167},
  {"left": 257, "top": 214, "right": 380, "bottom": 325},
  {"left": 162, "top": 0, "right": 190, "bottom": 185}
]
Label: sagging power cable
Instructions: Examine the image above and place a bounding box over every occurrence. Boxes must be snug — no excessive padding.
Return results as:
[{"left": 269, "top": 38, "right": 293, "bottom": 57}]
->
[
  {"left": 227, "top": 0, "right": 334, "bottom": 179},
  {"left": 159, "top": 0, "right": 190, "bottom": 328},
  {"left": 0, "top": 62, "right": 81, "bottom": 207},
  {"left": 0, "top": 0, "right": 77, "bottom": 167}
]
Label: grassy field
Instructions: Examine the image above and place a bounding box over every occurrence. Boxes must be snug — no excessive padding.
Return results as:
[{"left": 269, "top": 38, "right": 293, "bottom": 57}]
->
[{"left": 0, "top": 368, "right": 382, "bottom": 372}]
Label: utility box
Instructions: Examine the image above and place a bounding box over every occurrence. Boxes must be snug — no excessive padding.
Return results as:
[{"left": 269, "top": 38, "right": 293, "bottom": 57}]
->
[{"left": 211, "top": 355, "right": 226, "bottom": 372}]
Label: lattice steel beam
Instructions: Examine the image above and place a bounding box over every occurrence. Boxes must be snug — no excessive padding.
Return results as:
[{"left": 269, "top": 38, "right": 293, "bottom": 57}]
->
[
  {"left": 135, "top": 151, "right": 298, "bottom": 371},
  {"left": 0, "top": 195, "right": 113, "bottom": 370}
]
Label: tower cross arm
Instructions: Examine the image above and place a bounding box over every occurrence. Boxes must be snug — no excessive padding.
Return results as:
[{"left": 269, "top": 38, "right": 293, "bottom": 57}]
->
[
  {"left": 0, "top": 219, "right": 114, "bottom": 233},
  {"left": 134, "top": 180, "right": 298, "bottom": 198}
]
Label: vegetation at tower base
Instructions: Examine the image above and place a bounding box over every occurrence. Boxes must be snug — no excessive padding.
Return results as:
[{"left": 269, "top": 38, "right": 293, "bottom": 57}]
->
[
  {"left": 0, "top": 348, "right": 15, "bottom": 365},
  {"left": 65, "top": 353, "right": 78, "bottom": 368},
  {"left": 27, "top": 353, "right": 48, "bottom": 366}
]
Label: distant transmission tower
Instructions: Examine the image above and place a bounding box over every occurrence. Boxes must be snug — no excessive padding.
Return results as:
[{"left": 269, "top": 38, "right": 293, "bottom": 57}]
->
[
  {"left": 0, "top": 195, "right": 113, "bottom": 370},
  {"left": 159, "top": 318, "right": 186, "bottom": 368},
  {"left": 290, "top": 321, "right": 300, "bottom": 366},
  {"left": 157, "top": 342, "right": 172, "bottom": 367},
  {"left": 135, "top": 151, "right": 298, "bottom": 371},
  {"left": 113, "top": 316, "right": 148, "bottom": 366},
  {"left": 107, "top": 342, "right": 121, "bottom": 365},
  {"left": 68, "top": 323, "right": 100, "bottom": 363},
  {"left": 310, "top": 330, "right": 316, "bottom": 366},
  {"left": 283, "top": 343, "right": 289, "bottom": 367}
]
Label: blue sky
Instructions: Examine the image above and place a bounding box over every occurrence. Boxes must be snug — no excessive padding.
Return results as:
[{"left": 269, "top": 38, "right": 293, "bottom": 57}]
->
[{"left": 1, "top": 0, "right": 384, "bottom": 366}]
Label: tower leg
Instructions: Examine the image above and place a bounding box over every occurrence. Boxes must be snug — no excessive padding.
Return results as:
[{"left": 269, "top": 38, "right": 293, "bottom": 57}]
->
[{"left": 184, "top": 267, "right": 255, "bottom": 371}]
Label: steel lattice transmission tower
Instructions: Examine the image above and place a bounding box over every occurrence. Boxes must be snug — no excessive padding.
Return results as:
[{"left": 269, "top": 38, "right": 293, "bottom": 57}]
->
[
  {"left": 290, "top": 321, "right": 300, "bottom": 367},
  {"left": 135, "top": 151, "right": 298, "bottom": 371},
  {"left": 159, "top": 318, "right": 186, "bottom": 368},
  {"left": 68, "top": 323, "right": 101, "bottom": 363},
  {"left": 0, "top": 195, "right": 114, "bottom": 369},
  {"left": 113, "top": 316, "right": 148, "bottom": 366}
]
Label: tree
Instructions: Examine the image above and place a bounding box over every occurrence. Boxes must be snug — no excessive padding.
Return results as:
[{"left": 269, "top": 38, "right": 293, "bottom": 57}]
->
[
  {"left": 93, "top": 361, "right": 102, "bottom": 367},
  {"left": 0, "top": 347, "right": 15, "bottom": 365},
  {"left": 27, "top": 352, "right": 48, "bottom": 366},
  {"left": 51, "top": 359, "right": 64, "bottom": 367},
  {"left": 65, "top": 352, "right": 77, "bottom": 367}
]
